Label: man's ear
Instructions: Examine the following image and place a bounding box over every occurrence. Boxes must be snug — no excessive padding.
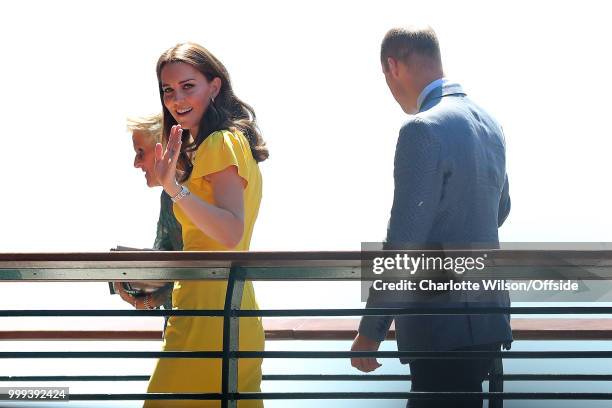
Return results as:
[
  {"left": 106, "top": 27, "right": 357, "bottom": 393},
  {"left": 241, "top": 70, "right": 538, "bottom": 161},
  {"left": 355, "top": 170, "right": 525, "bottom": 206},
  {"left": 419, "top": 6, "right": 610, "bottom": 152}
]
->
[{"left": 387, "top": 57, "right": 400, "bottom": 78}]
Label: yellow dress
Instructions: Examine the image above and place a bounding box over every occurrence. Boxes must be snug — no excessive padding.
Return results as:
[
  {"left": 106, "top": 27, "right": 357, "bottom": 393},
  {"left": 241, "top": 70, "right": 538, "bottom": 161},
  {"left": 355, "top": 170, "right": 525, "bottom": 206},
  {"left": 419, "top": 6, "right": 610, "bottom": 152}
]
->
[{"left": 145, "top": 130, "right": 265, "bottom": 408}]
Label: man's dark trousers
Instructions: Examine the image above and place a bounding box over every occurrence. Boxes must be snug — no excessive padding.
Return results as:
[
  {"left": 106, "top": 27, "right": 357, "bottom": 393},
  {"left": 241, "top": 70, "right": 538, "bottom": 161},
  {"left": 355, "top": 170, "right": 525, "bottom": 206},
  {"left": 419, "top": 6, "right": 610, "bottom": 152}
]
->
[{"left": 407, "top": 343, "right": 500, "bottom": 408}]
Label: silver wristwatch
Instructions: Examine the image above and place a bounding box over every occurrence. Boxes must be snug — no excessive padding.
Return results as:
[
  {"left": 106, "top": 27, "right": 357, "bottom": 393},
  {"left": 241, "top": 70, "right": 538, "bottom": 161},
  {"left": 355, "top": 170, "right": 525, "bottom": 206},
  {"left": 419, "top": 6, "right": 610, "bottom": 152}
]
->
[{"left": 171, "top": 184, "right": 191, "bottom": 203}]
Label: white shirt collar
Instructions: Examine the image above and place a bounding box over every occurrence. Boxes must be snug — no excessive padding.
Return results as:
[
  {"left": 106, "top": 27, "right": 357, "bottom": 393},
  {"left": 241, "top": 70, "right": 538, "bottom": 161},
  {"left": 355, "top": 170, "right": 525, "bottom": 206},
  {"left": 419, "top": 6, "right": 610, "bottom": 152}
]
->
[{"left": 416, "top": 77, "right": 447, "bottom": 111}]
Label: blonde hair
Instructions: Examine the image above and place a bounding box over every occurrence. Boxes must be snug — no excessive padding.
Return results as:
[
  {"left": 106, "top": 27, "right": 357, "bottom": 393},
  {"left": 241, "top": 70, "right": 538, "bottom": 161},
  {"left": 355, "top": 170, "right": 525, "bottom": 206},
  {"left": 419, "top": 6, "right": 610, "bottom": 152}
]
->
[{"left": 126, "top": 113, "right": 163, "bottom": 144}]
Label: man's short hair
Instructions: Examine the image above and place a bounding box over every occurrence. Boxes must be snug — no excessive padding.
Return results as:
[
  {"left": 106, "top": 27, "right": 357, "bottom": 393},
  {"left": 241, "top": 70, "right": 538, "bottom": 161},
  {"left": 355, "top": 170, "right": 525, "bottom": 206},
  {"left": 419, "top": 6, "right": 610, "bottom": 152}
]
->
[{"left": 380, "top": 26, "right": 442, "bottom": 69}]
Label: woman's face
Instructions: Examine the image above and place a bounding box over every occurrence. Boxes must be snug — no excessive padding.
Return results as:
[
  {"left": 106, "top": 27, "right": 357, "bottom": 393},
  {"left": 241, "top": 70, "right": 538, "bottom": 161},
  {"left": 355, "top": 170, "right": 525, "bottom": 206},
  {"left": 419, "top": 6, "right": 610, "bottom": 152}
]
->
[
  {"left": 160, "top": 62, "right": 219, "bottom": 135},
  {"left": 132, "top": 131, "right": 158, "bottom": 187}
]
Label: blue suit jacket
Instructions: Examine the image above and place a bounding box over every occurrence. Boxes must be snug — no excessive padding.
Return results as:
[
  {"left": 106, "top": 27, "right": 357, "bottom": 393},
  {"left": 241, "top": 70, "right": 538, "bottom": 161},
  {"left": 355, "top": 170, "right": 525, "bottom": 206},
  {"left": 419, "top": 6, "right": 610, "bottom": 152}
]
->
[{"left": 359, "top": 82, "right": 513, "bottom": 358}]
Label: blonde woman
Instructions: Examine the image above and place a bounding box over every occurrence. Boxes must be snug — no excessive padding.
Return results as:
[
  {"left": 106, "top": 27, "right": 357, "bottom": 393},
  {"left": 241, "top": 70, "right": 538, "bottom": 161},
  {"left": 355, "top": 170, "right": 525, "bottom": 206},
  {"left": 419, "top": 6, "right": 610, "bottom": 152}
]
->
[{"left": 114, "top": 114, "right": 182, "bottom": 317}]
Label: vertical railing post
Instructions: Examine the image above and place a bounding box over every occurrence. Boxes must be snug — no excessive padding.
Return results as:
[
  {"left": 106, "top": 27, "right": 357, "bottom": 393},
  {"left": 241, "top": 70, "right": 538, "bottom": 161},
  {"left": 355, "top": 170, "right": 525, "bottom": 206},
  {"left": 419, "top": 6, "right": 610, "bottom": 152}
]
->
[
  {"left": 221, "top": 265, "right": 246, "bottom": 408},
  {"left": 488, "top": 356, "right": 504, "bottom": 408}
]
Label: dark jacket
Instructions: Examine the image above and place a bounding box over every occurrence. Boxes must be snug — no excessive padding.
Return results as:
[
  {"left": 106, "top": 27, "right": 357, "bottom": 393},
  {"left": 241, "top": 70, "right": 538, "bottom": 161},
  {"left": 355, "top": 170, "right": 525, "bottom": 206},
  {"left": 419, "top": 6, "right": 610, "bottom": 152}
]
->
[{"left": 359, "top": 82, "right": 512, "bottom": 360}]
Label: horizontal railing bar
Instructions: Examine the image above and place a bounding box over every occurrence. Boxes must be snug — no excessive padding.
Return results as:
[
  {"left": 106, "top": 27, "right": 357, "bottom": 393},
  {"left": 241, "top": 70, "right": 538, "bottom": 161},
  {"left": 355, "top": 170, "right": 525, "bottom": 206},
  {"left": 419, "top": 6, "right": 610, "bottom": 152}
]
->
[
  {"left": 4, "top": 373, "right": 612, "bottom": 382},
  {"left": 6, "top": 249, "right": 612, "bottom": 281},
  {"left": 262, "top": 374, "right": 612, "bottom": 381},
  {"left": 3, "top": 306, "right": 612, "bottom": 318},
  {"left": 69, "top": 393, "right": 223, "bottom": 400},
  {"left": 0, "top": 268, "right": 230, "bottom": 281},
  {"left": 501, "top": 374, "right": 612, "bottom": 381},
  {"left": 5, "top": 249, "right": 612, "bottom": 264},
  {"left": 239, "top": 307, "right": 612, "bottom": 317},
  {"left": 0, "top": 310, "right": 224, "bottom": 317},
  {"left": 5, "top": 266, "right": 612, "bottom": 280},
  {"left": 0, "top": 267, "right": 361, "bottom": 281},
  {"left": 236, "top": 350, "right": 612, "bottom": 359},
  {"left": 0, "top": 351, "right": 223, "bottom": 358},
  {"left": 0, "top": 250, "right": 363, "bottom": 264},
  {"left": 245, "top": 266, "right": 612, "bottom": 280},
  {"left": 0, "top": 375, "right": 151, "bottom": 381},
  {"left": 59, "top": 391, "right": 612, "bottom": 401},
  {"left": 3, "top": 318, "right": 612, "bottom": 341},
  {"left": 239, "top": 391, "right": 612, "bottom": 400},
  {"left": 2, "top": 351, "right": 612, "bottom": 359}
]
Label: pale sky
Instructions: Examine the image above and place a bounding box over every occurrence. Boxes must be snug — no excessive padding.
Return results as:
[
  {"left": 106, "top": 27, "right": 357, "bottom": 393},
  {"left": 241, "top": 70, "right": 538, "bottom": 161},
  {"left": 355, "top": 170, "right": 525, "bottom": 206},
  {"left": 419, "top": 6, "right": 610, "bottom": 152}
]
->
[
  {"left": 1, "top": 0, "right": 612, "bottom": 311},
  {"left": 2, "top": 5, "right": 611, "bottom": 407}
]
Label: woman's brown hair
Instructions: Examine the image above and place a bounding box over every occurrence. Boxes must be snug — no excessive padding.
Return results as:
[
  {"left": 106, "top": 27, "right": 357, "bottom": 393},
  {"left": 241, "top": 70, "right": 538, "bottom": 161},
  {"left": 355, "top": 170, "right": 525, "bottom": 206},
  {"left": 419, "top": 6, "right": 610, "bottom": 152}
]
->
[{"left": 156, "top": 42, "right": 268, "bottom": 182}]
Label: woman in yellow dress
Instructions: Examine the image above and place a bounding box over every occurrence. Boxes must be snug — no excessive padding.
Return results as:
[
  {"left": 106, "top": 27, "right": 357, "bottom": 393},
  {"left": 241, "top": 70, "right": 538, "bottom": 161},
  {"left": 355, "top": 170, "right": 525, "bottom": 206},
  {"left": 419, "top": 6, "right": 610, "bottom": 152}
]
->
[{"left": 145, "top": 42, "right": 269, "bottom": 408}]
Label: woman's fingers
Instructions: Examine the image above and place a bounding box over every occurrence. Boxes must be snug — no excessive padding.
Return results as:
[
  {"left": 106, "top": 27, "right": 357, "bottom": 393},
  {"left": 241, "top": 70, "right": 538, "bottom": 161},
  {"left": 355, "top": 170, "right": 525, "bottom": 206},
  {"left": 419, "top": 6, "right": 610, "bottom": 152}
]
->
[
  {"left": 152, "top": 124, "right": 186, "bottom": 190},
  {"left": 159, "top": 125, "right": 182, "bottom": 168},
  {"left": 155, "top": 143, "right": 163, "bottom": 163},
  {"left": 114, "top": 282, "right": 136, "bottom": 307},
  {"left": 113, "top": 282, "right": 128, "bottom": 299},
  {"left": 153, "top": 143, "right": 164, "bottom": 186},
  {"left": 112, "top": 282, "right": 122, "bottom": 296},
  {"left": 168, "top": 125, "right": 179, "bottom": 147},
  {"left": 154, "top": 125, "right": 183, "bottom": 187},
  {"left": 173, "top": 129, "right": 182, "bottom": 162},
  {"left": 167, "top": 125, "right": 182, "bottom": 161}
]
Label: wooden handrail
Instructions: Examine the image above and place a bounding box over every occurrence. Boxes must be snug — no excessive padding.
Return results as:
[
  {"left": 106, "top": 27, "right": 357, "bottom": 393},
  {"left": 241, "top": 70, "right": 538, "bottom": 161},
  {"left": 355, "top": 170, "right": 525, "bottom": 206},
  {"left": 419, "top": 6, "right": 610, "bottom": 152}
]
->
[
  {"left": 1, "top": 318, "right": 611, "bottom": 341},
  {"left": 3, "top": 251, "right": 612, "bottom": 341}
]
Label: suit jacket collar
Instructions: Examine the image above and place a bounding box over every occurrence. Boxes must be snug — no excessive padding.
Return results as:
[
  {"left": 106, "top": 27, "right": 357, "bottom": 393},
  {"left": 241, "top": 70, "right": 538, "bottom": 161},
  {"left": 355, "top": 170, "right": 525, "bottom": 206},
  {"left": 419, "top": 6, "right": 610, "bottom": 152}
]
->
[{"left": 418, "top": 82, "right": 466, "bottom": 113}]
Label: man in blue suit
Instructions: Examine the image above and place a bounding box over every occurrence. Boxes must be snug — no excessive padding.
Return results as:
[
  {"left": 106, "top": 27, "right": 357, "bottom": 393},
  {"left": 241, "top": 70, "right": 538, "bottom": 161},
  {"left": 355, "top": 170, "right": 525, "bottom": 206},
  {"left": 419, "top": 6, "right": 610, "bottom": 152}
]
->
[{"left": 351, "top": 27, "right": 512, "bottom": 408}]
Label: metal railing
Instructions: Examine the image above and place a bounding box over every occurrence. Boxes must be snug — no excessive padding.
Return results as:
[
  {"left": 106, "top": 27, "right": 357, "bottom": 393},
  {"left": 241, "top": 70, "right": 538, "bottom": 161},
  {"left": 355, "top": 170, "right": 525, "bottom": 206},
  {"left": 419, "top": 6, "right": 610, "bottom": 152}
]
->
[{"left": 2, "top": 250, "right": 612, "bottom": 407}]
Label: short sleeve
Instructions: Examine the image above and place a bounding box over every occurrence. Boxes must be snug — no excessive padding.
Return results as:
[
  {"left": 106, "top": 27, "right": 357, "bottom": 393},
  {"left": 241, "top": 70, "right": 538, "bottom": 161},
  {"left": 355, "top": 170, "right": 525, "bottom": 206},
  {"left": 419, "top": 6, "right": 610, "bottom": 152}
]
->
[{"left": 190, "top": 130, "right": 251, "bottom": 185}]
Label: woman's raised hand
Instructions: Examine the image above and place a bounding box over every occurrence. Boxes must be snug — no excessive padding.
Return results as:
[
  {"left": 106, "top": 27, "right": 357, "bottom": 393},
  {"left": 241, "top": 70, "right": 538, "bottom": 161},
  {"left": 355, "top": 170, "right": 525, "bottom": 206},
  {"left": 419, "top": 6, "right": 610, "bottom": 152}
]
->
[{"left": 154, "top": 125, "right": 183, "bottom": 195}]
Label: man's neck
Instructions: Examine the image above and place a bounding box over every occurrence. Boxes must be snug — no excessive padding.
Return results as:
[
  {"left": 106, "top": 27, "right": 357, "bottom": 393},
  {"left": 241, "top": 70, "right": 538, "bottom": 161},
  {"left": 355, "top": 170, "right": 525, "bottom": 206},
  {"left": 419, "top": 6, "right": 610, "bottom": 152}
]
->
[
  {"left": 415, "top": 75, "right": 446, "bottom": 111},
  {"left": 413, "top": 71, "right": 445, "bottom": 100}
]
